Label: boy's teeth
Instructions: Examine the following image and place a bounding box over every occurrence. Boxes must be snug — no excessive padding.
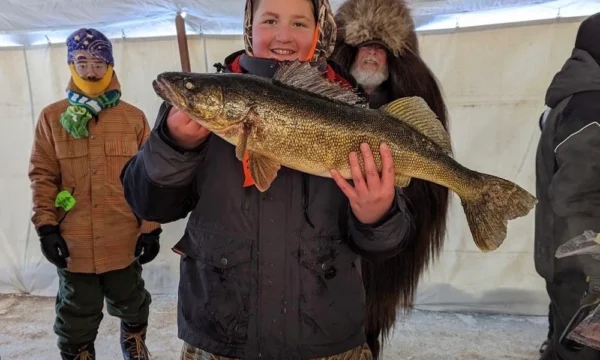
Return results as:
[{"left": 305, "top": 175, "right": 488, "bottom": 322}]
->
[{"left": 273, "top": 49, "right": 294, "bottom": 55}]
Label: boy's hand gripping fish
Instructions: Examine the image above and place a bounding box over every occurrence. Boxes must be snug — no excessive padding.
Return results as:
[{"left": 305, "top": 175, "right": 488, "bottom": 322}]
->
[{"left": 152, "top": 61, "right": 537, "bottom": 252}]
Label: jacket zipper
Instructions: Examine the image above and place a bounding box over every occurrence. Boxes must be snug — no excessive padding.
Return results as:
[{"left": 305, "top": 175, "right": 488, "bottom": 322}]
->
[
  {"left": 242, "top": 187, "right": 251, "bottom": 211},
  {"left": 256, "top": 193, "right": 261, "bottom": 359}
]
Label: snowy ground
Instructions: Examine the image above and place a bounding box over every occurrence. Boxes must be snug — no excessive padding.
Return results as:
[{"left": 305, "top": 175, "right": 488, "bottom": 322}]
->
[{"left": 0, "top": 294, "right": 547, "bottom": 359}]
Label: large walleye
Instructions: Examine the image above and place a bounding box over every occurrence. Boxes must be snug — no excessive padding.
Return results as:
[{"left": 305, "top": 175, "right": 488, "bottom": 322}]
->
[{"left": 151, "top": 61, "right": 537, "bottom": 252}]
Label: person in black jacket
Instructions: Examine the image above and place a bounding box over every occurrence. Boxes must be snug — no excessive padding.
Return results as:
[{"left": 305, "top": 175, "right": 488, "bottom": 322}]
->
[
  {"left": 535, "top": 12, "right": 600, "bottom": 360},
  {"left": 120, "top": 0, "right": 415, "bottom": 359}
]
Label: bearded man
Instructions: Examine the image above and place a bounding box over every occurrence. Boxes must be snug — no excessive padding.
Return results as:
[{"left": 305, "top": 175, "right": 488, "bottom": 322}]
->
[
  {"left": 28, "top": 28, "right": 161, "bottom": 359},
  {"left": 331, "top": 0, "right": 452, "bottom": 358}
]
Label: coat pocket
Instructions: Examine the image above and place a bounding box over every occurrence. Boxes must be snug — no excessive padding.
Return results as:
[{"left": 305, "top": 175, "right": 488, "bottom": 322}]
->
[
  {"left": 104, "top": 139, "right": 138, "bottom": 185},
  {"left": 298, "top": 234, "right": 359, "bottom": 279},
  {"left": 55, "top": 140, "right": 90, "bottom": 188},
  {"left": 176, "top": 229, "right": 253, "bottom": 346},
  {"left": 298, "top": 234, "right": 364, "bottom": 346}
]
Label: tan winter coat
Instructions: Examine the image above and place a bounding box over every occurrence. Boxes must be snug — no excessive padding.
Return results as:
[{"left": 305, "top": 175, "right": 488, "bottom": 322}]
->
[{"left": 28, "top": 73, "right": 161, "bottom": 274}]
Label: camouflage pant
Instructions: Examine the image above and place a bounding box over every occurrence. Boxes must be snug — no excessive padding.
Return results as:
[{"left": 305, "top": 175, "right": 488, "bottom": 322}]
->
[{"left": 180, "top": 342, "right": 373, "bottom": 360}]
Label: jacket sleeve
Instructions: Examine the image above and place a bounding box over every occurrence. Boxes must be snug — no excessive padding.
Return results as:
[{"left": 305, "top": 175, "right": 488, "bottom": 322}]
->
[
  {"left": 28, "top": 111, "right": 61, "bottom": 233},
  {"left": 120, "top": 101, "right": 210, "bottom": 224},
  {"left": 548, "top": 99, "right": 600, "bottom": 246},
  {"left": 346, "top": 188, "right": 415, "bottom": 263},
  {"left": 135, "top": 110, "right": 162, "bottom": 234}
]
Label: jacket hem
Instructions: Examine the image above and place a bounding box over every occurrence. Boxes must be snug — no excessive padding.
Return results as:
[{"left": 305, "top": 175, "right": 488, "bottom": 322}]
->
[{"left": 63, "top": 258, "right": 137, "bottom": 275}]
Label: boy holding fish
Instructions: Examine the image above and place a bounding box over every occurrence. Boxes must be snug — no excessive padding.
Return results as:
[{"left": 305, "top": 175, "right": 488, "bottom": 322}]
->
[{"left": 121, "top": 0, "right": 415, "bottom": 359}]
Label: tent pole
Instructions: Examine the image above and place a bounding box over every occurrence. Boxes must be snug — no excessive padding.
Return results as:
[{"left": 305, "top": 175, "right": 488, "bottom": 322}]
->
[{"left": 175, "top": 12, "right": 191, "bottom": 72}]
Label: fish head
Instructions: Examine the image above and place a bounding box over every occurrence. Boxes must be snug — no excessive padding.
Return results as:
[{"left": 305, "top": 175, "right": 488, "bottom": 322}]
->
[{"left": 153, "top": 72, "right": 231, "bottom": 130}]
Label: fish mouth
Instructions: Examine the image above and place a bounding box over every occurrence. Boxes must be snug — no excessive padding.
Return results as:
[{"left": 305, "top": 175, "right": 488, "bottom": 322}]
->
[
  {"left": 152, "top": 76, "right": 186, "bottom": 110},
  {"left": 152, "top": 73, "right": 228, "bottom": 130}
]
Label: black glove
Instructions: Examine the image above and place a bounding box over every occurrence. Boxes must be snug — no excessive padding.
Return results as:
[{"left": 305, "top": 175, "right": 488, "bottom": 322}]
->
[
  {"left": 135, "top": 228, "right": 162, "bottom": 264},
  {"left": 38, "top": 225, "right": 70, "bottom": 269}
]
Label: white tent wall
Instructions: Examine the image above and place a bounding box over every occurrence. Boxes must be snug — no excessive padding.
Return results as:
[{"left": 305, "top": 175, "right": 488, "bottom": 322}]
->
[
  {"left": 414, "top": 20, "right": 583, "bottom": 315},
  {"left": 0, "top": 19, "right": 583, "bottom": 316}
]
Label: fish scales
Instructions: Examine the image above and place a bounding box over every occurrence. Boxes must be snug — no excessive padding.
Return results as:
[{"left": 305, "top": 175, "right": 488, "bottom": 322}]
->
[{"left": 220, "top": 74, "right": 477, "bottom": 198}]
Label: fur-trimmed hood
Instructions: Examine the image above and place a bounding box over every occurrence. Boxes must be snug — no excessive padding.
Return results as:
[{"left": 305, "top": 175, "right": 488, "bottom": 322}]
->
[{"left": 334, "top": 0, "right": 417, "bottom": 56}]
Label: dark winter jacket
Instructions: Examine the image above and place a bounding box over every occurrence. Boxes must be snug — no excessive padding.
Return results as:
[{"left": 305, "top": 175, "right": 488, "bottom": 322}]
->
[
  {"left": 120, "top": 51, "right": 415, "bottom": 360},
  {"left": 534, "top": 20, "right": 600, "bottom": 282}
]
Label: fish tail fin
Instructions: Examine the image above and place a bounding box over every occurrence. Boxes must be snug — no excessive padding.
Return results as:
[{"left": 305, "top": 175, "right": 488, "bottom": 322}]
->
[{"left": 462, "top": 175, "right": 537, "bottom": 252}]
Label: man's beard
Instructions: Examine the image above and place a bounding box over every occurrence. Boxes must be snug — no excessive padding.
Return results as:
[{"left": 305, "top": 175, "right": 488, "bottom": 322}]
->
[
  {"left": 350, "top": 57, "right": 389, "bottom": 89},
  {"left": 83, "top": 76, "right": 101, "bottom": 82}
]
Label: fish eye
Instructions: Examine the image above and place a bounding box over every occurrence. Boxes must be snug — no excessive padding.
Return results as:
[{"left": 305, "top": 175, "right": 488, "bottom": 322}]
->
[{"left": 185, "top": 81, "right": 194, "bottom": 90}]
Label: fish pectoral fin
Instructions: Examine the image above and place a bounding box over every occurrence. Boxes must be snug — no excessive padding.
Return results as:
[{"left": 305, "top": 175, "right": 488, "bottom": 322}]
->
[
  {"left": 236, "top": 134, "right": 248, "bottom": 161},
  {"left": 381, "top": 97, "right": 453, "bottom": 156},
  {"left": 235, "top": 108, "right": 259, "bottom": 161},
  {"left": 395, "top": 174, "right": 412, "bottom": 187},
  {"left": 248, "top": 152, "right": 281, "bottom": 192}
]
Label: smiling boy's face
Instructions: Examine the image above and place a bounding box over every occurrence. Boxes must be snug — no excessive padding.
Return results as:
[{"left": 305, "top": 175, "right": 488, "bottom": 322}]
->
[{"left": 251, "top": 0, "right": 316, "bottom": 61}]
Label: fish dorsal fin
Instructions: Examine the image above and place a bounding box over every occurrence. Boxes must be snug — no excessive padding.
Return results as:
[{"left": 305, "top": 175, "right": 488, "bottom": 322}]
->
[
  {"left": 272, "top": 61, "right": 366, "bottom": 106},
  {"left": 381, "top": 97, "right": 453, "bottom": 156}
]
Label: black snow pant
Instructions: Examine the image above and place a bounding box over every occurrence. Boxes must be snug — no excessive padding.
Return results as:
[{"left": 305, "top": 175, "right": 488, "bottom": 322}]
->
[{"left": 53, "top": 260, "right": 151, "bottom": 354}]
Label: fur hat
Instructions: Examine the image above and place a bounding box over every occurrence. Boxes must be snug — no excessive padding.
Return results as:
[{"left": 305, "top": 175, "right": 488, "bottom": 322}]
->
[{"left": 334, "top": 0, "right": 417, "bottom": 57}]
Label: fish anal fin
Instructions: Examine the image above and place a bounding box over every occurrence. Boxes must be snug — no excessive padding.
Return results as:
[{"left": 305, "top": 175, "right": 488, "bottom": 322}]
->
[
  {"left": 248, "top": 152, "right": 281, "bottom": 192},
  {"left": 235, "top": 107, "right": 259, "bottom": 161},
  {"left": 395, "top": 174, "right": 412, "bottom": 188},
  {"left": 272, "top": 60, "right": 365, "bottom": 106},
  {"left": 382, "top": 97, "right": 453, "bottom": 156}
]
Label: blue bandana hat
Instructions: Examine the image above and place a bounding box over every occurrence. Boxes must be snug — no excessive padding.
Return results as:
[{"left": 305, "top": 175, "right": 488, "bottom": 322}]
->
[{"left": 66, "top": 28, "right": 114, "bottom": 65}]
